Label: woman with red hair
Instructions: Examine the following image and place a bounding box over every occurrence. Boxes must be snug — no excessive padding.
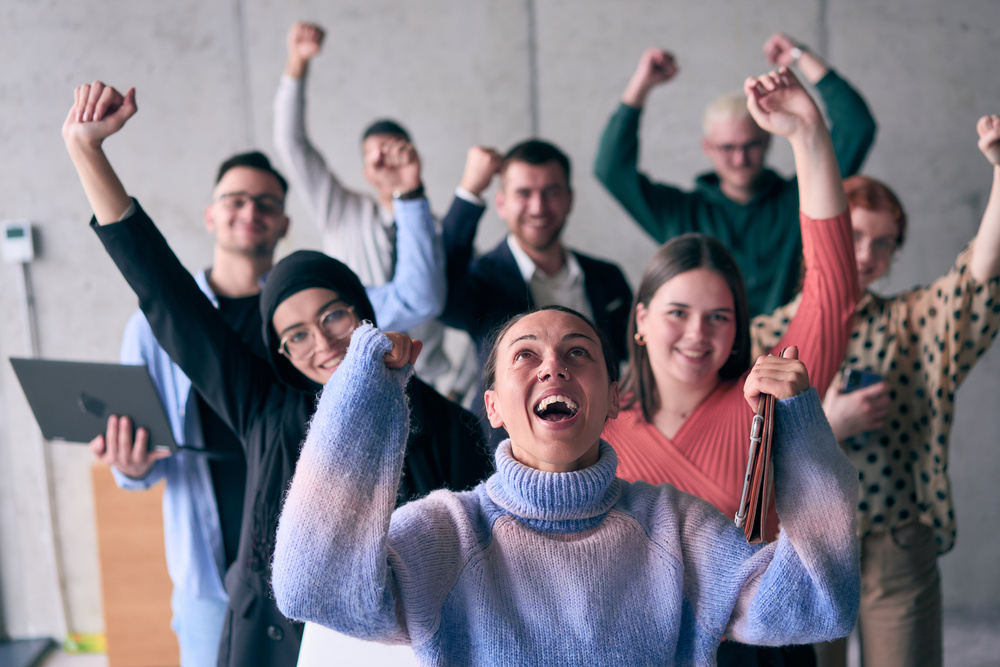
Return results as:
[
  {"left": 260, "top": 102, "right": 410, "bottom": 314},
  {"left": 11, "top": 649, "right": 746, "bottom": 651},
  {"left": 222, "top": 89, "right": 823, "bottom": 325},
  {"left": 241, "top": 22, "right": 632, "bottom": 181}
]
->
[{"left": 752, "top": 114, "right": 1000, "bottom": 667}]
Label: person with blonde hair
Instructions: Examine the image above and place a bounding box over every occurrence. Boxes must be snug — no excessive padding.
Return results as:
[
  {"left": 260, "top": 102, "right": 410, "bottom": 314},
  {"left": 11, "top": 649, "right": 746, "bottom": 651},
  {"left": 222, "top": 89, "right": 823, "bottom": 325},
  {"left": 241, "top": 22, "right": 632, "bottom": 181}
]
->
[
  {"left": 595, "top": 32, "right": 876, "bottom": 316},
  {"left": 602, "top": 60, "right": 859, "bottom": 665}
]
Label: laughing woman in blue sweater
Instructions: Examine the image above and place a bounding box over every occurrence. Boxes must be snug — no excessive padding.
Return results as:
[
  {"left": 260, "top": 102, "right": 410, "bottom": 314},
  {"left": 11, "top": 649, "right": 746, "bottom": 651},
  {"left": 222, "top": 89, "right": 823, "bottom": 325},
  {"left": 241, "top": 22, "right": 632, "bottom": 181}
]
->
[{"left": 273, "top": 298, "right": 861, "bottom": 665}]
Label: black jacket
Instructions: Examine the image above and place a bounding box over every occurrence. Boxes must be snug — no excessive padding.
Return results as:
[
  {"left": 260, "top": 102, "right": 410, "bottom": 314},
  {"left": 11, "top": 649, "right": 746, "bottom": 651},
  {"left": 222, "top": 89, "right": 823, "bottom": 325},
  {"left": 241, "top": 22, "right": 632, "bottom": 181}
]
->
[
  {"left": 93, "top": 202, "right": 492, "bottom": 667},
  {"left": 440, "top": 196, "right": 633, "bottom": 364}
]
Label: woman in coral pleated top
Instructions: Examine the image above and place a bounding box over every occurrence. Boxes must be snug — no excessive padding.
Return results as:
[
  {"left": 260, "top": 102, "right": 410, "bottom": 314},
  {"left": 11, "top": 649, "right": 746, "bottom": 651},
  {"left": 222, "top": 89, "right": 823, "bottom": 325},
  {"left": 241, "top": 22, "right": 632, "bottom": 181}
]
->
[{"left": 602, "top": 66, "right": 860, "bottom": 666}]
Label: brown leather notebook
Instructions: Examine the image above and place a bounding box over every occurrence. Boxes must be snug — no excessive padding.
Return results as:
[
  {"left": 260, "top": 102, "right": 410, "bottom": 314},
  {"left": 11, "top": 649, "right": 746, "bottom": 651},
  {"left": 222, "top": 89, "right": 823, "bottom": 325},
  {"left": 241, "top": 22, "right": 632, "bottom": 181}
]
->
[{"left": 734, "top": 390, "right": 776, "bottom": 545}]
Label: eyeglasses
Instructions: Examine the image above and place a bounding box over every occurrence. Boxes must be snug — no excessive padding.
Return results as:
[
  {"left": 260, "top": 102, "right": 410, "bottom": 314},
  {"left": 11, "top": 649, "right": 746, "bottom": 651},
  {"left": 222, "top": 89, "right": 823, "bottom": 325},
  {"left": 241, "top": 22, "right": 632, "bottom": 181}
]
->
[
  {"left": 710, "top": 139, "right": 767, "bottom": 155},
  {"left": 278, "top": 306, "right": 357, "bottom": 360},
  {"left": 853, "top": 233, "right": 897, "bottom": 257},
  {"left": 215, "top": 192, "right": 285, "bottom": 216}
]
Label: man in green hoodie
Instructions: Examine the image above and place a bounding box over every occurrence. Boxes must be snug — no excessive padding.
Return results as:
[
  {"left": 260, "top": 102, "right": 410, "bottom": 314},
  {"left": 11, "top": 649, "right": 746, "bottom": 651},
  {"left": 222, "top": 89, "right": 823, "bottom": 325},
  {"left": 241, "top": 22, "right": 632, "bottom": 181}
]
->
[{"left": 594, "top": 32, "right": 876, "bottom": 316}]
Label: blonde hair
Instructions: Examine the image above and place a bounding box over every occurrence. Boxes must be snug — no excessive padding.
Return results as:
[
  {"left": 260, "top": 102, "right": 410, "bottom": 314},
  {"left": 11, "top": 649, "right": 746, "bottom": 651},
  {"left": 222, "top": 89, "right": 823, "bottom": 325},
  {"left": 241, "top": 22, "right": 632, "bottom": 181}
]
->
[{"left": 702, "top": 92, "right": 752, "bottom": 135}]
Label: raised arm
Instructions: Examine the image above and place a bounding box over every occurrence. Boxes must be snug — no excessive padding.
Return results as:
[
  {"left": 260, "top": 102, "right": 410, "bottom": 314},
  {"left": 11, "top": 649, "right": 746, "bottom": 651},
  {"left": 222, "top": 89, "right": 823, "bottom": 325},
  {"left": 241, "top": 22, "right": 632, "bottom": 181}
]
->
[
  {"left": 438, "top": 147, "right": 499, "bottom": 332},
  {"left": 273, "top": 22, "right": 365, "bottom": 228},
  {"left": 621, "top": 48, "right": 678, "bottom": 110},
  {"left": 970, "top": 114, "right": 1000, "bottom": 282},
  {"left": 273, "top": 325, "right": 418, "bottom": 638},
  {"left": 746, "top": 68, "right": 846, "bottom": 219},
  {"left": 765, "top": 32, "right": 876, "bottom": 178},
  {"left": 363, "top": 139, "right": 443, "bottom": 330},
  {"left": 672, "top": 353, "right": 858, "bottom": 647},
  {"left": 63, "top": 82, "right": 275, "bottom": 445},
  {"left": 62, "top": 82, "right": 136, "bottom": 224},
  {"left": 763, "top": 32, "right": 829, "bottom": 85},
  {"left": 594, "top": 49, "right": 700, "bottom": 243},
  {"left": 747, "top": 68, "right": 858, "bottom": 395}
]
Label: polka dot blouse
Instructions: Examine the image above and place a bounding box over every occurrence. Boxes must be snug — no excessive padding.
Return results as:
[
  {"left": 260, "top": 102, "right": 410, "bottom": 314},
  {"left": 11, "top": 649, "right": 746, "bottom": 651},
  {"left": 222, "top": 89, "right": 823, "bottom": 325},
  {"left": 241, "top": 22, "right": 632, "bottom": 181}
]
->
[{"left": 751, "top": 243, "right": 1000, "bottom": 553}]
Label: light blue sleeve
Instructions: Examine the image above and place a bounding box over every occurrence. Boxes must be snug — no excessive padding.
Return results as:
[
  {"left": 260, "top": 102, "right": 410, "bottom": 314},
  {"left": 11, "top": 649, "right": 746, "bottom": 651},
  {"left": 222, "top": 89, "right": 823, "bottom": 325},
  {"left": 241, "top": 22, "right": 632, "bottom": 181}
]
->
[
  {"left": 724, "top": 389, "right": 861, "bottom": 645},
  {"left": 366, "top": 198, "right": 446, "bottom": 331},
  {"left": 111, "top": 309, "right": 168, "bottom": 490},
  {"left": 664, "top": 389, "right": 859, "bottom": 657},
  {"left": 272, "top": 324, "right": 412, "bottom": 641}
]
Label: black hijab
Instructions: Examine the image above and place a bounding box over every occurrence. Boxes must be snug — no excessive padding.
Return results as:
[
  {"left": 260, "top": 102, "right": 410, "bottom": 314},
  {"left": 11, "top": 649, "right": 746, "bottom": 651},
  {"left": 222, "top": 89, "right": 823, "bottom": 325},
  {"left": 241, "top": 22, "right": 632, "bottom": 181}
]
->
[{"left": 259, "top": 250, "right": 377, "bottom": 392}]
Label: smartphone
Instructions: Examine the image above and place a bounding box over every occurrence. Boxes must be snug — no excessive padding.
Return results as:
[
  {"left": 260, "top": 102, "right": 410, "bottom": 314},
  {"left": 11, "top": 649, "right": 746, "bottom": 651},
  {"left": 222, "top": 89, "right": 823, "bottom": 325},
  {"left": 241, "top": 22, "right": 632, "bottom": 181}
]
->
[{"left": 843, "top": 369, "right": 882, "bottom": 393}]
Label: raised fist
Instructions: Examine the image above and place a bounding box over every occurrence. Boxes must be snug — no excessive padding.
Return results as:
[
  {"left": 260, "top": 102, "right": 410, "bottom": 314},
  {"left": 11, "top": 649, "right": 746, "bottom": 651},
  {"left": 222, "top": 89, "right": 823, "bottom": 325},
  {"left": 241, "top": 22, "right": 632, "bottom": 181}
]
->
[
  {"left": 634, "top": 49, "right": 677, "bottom": 88},
  {"left": 763, "top": 32, "right": 805, "bottom": 67},
  {"left": 288, "top": 22, "right": 325, "bottom": 63},
  {"left": 622, "top": 48, "right": 677, "bottom": 107},
  {"left": 366, "top": 138, "right": 422, "bottom": 194},
  {"left": 977, "top": 114, "right": 1000, "bottom": 166},
  {"left": 744, "top": 68, "right": 821, "bottom": 139},
  {"left": 459, "top": 146, "right": 503, "bottom": 197},
  {"left": 384, "top": 331, "right": 422, "bottom": 369},
  {"left": 62, "top": 81, "right": 137, "bottom": 150}
]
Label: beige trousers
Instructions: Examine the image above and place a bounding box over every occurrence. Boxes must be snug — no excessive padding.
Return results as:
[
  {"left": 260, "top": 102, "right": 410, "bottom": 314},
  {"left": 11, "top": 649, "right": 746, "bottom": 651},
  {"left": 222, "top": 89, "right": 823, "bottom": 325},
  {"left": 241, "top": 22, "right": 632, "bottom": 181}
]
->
[{"left": 815, "top": 522, "right": 942, "bottom": 667}]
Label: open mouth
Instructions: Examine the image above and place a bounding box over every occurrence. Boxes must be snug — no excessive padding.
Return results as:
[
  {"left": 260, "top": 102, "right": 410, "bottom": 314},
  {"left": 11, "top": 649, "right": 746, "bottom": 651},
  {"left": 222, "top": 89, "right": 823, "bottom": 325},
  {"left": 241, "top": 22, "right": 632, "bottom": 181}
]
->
[{"left": 534, "top": 395, "right": 579, "bottom": 422}]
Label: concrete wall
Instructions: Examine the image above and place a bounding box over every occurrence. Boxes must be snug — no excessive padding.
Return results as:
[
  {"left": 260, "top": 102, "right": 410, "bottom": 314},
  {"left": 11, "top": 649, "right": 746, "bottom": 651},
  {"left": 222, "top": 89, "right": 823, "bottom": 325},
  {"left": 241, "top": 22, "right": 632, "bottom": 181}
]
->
[{"left": 2, "top": 0, "right": 998, "bottom": 639}]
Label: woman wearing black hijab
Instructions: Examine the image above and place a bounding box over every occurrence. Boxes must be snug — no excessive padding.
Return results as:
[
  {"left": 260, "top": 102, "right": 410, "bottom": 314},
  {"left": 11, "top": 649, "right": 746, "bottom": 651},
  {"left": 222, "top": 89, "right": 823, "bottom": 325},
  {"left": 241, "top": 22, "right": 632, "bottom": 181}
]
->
[{"left": 64, "top": 81, "right": 492, "bottom": 667}]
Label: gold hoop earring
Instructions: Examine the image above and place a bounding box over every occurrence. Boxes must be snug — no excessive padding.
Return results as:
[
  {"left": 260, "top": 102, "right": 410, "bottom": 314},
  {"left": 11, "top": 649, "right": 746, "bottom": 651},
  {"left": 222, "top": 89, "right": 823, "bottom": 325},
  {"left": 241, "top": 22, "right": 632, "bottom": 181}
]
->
[{"left": 634, "top": 332, "right": 646, "bottom": 346}]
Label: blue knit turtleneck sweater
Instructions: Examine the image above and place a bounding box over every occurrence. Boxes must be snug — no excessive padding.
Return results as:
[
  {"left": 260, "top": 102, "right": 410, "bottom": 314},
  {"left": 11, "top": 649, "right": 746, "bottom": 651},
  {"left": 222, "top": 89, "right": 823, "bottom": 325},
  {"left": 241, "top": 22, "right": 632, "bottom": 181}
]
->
[{"left": 273, "top": 324, "right": 860, "bottom": 666}]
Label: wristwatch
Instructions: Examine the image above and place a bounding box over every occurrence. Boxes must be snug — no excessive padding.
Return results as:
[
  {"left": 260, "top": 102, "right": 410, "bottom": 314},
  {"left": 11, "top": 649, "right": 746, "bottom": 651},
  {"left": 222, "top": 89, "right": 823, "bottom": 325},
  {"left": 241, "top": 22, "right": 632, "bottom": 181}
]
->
[
  {"left": 392, "top": 183, "right": 425, "bottom": 201},
  {"left": 789, "top": 45, "right": 806, "bottom": 64}
]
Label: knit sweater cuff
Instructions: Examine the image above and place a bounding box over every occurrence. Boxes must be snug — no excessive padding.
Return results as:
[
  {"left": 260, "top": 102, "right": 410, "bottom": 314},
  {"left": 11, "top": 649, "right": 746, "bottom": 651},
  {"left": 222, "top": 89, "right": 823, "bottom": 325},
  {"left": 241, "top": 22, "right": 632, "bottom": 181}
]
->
[
  {"left": 773, "top": 387, "right": 827, "bottom": 443},
  {"left": 310, "top": 323, "right": 413, "bottom": 462}
]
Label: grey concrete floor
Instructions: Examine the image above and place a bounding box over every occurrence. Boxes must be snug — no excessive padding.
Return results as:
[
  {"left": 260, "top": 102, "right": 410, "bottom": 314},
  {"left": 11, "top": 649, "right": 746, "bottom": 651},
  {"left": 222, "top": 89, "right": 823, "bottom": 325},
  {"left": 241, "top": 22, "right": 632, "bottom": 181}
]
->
[{"left": 29, "top": 606, "right": 1000, "bottom": 667}]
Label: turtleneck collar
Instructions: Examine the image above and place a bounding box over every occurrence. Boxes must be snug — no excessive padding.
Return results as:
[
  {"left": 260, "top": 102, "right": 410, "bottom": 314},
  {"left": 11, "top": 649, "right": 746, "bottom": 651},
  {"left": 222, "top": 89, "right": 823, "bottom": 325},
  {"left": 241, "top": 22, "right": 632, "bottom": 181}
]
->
[{"left": 485, "top": 440, "right": 622, "bottom": 534}]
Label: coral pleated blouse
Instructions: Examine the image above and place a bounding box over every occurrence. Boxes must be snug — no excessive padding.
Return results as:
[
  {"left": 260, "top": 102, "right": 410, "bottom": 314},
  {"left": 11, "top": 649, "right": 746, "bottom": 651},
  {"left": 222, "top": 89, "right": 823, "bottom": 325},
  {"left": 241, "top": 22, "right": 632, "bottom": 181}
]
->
[{"left": 603, "top": 210, "right": 859, "bottom": 540}]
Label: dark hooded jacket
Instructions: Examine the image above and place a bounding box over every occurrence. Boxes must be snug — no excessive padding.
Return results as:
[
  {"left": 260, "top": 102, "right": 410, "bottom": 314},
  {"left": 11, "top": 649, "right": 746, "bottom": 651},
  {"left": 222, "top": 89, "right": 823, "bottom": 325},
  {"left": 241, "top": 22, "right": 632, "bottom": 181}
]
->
[{"left": 93, "top": 201, "right": 492, "bottom": 667}]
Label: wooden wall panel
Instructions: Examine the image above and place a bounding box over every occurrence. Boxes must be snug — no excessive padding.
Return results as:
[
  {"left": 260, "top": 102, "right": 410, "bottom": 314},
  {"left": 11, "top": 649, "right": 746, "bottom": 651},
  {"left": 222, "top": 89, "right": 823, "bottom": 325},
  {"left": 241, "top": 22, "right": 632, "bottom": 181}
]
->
[{"left": 91, "top": 464, "right": 178, "bottom": 667}]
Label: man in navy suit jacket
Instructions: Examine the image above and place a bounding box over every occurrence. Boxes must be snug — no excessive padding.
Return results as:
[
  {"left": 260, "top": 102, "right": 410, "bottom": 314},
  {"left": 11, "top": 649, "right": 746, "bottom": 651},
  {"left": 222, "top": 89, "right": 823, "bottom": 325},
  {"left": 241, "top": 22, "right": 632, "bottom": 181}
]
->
[{"left": 441, "top": 139, "right": 633, "bottom": 437}]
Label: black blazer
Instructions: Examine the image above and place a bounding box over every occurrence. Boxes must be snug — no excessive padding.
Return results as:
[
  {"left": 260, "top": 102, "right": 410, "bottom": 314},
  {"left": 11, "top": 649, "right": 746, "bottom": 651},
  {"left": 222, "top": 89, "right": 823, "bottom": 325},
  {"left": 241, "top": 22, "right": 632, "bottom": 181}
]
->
[{"left": 441, "top": 195, "right": 632, "bottom": 365}]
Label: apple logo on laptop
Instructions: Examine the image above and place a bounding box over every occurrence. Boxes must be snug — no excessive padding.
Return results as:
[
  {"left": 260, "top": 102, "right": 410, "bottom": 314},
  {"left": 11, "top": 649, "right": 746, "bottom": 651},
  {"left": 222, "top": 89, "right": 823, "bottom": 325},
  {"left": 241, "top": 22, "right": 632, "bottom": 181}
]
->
[{"left": 77, "top": 393, "right": 107, "bottom": 418}]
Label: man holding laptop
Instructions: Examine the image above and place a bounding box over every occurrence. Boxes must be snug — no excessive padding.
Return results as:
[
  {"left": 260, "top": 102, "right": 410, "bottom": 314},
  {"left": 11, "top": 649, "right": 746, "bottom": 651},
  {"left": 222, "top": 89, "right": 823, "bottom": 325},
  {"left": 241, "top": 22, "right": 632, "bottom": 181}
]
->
[{"left": 88, "top": 151, "right": 290, "bottom": 665}]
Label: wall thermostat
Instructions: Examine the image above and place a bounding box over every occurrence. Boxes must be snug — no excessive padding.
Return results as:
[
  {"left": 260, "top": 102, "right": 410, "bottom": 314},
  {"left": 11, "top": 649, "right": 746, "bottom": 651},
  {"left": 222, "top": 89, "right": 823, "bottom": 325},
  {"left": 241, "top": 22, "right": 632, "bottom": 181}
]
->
[{"left": 2, "top": 220, "right": 35, "bottom": 264}]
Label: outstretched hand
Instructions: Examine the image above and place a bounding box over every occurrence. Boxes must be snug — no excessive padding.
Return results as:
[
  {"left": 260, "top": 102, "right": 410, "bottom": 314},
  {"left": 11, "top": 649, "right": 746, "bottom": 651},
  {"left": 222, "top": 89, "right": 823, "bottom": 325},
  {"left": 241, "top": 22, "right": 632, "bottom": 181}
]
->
[
  {"left": 62, "top": 82, "right": 137, "bottom": 150},
  {"left": 89, "top": 414, "right": 170, "bottom": 479},
  {"left": 744, "top": 346, "right": 810, "bottom": 411},
  {"left": 384, "top": 332, "right": 422, "bottom": 369},
  {"left": 622, "top": 48, "right": 677, "bottom": 107},
  {"left": 459, "top": 146, "right": 503, "bottom": 197},
  {"left": 978, "top": 114, "right": 1000, "bottom": 166},
  {"left": 744, "top": 67, "right": 822, "bottom": 139}
]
